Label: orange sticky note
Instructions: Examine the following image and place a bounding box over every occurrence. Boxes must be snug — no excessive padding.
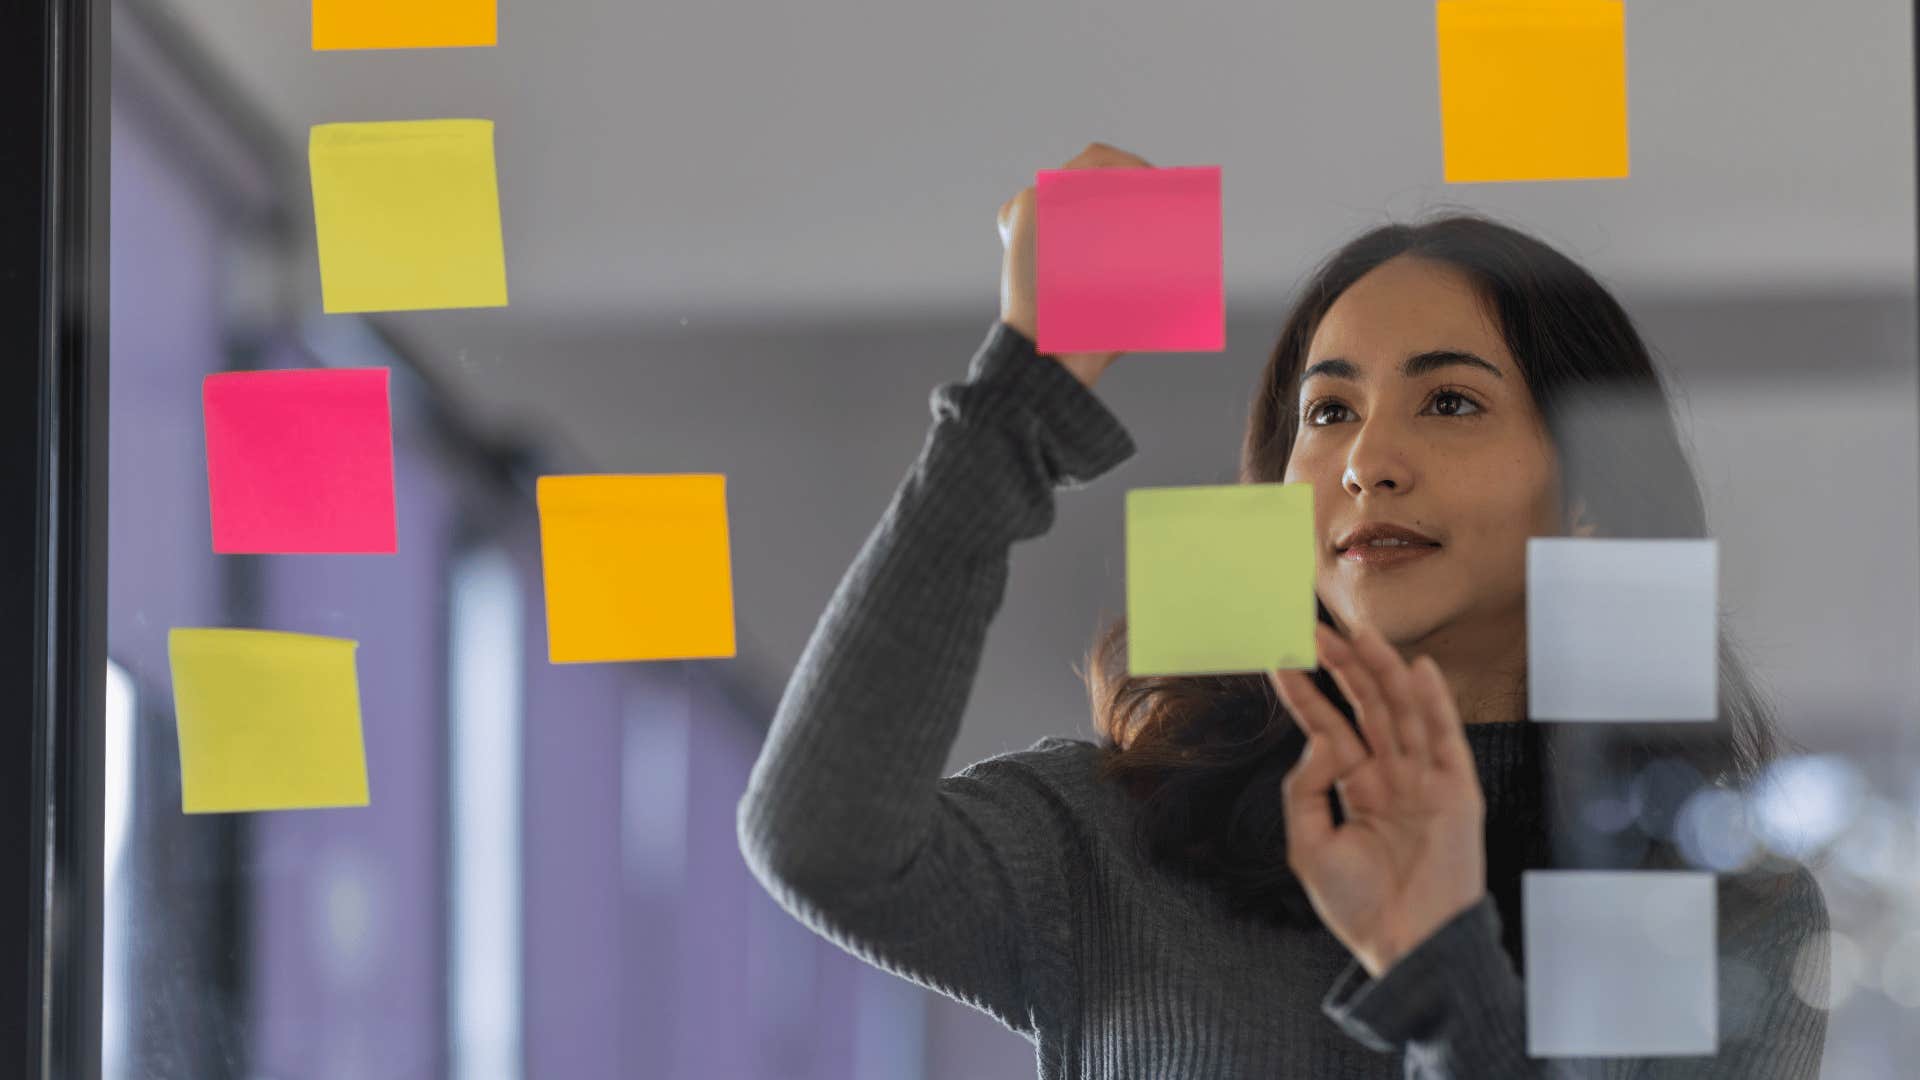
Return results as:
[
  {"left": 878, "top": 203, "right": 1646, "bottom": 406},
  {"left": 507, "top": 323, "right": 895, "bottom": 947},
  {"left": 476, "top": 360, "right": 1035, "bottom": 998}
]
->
[
  {"left": 313, "top": 0, "right": 497, "bottom": 51},
  {"left": 537, "top": 475, "right": 737, "bottom": 663},
  {"left": 168, "top": 629, "right": 371, "bottom": 814},
  {"left": 1436, "top": 0, "right": 1629, "bottom": 183}
]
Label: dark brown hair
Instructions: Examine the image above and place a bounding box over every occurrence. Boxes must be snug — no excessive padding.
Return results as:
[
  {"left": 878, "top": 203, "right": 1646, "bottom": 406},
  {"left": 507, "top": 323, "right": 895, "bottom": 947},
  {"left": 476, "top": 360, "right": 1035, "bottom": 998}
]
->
[{"left": 1083, "top": 214, "right": 1793, "bottom": 927}]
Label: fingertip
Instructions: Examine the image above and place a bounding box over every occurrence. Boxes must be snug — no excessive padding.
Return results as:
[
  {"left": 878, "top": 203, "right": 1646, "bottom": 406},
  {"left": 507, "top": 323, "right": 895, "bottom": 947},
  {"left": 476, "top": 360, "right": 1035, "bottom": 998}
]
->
[{"left": 1313, "top": 622, "right": 1345, "bottom": 657}]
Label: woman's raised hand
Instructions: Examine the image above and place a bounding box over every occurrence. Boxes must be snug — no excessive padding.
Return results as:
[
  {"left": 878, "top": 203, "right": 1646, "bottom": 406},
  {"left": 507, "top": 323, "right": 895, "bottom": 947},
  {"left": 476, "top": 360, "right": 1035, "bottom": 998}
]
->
[
  {"left": 996, "top": 142, "right": 1151, "bottom": 390},
  {"left": 1267, "top": 623, "right": 1488, "bottom": 979}
]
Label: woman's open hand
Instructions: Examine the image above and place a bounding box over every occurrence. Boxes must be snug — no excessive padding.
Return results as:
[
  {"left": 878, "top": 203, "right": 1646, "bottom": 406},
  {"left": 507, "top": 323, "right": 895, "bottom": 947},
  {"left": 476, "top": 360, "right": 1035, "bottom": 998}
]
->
[{"left": 1267, "top": 622, "right": 1488, "bottom": 978}]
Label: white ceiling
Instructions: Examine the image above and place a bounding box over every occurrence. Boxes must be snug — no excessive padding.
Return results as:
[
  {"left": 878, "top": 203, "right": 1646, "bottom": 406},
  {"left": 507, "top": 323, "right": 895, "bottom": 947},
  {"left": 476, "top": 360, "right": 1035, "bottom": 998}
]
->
[{"left": 154, "top": 0, "right": 1915, "bottom": 324}]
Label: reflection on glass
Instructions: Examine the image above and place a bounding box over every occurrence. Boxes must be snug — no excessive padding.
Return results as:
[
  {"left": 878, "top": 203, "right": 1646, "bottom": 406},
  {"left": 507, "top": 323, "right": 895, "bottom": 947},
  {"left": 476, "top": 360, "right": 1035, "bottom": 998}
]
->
[
  {"left": 448, "top": 546, "right": 523, "bottom": 1080},
  {"left": 102, "top": 660, "right": 135, "bottom": 1080}
]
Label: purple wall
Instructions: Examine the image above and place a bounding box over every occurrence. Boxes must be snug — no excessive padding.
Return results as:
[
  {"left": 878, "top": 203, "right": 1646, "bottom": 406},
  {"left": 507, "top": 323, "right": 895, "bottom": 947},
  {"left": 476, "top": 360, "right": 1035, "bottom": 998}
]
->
[
  {"left": 513, "top": 520, "right": 626, "bottom": 1078},
  {"left": 107, "top": 94, "right": 249, "bottom": 1080},
  {"left": 248, "top": 430, "right": 460, "bottom": 1079},
  {"left": 106, "top": 99, "right": 225, "bottom": 688},
  {"left": 111, "top": 56, "right": 920, "bottom": 1080}
]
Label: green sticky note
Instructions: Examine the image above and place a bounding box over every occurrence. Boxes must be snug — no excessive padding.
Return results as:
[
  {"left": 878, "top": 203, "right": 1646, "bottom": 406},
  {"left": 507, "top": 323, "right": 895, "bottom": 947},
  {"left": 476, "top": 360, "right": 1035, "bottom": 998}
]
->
[{"left": 1125, "top": 483, "right": 1318, "bottom": 676}]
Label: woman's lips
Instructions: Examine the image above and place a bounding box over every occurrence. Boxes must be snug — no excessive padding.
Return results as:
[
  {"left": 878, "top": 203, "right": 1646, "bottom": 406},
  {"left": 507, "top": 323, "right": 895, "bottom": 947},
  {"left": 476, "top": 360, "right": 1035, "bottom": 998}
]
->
[{"left": 1338, "top": 542, "right": 1442, "bottom": 567}]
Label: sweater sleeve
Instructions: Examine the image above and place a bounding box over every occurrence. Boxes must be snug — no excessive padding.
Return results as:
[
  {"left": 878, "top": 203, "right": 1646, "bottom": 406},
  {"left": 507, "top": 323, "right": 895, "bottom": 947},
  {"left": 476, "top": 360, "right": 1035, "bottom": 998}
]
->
[
  {"left": 1320, "top": 868, "right": 1830, "bottom": 1078},
  {"left": 736, "top": 321, "right": 1135, "bottom": 1037}
]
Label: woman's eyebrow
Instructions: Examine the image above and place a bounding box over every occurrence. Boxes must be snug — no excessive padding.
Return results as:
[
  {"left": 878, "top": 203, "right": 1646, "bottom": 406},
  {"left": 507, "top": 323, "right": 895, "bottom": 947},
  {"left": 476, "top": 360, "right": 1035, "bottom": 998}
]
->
[{"left": 1300, "top": 349, "right": 1506, "bottom": 384}]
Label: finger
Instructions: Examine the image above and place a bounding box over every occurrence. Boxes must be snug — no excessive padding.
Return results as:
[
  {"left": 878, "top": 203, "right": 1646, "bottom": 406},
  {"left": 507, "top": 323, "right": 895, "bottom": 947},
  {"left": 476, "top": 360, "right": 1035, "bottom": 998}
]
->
[
  {"left": 1280, "top": 728, "right": 1341, "bottom": 856},
  {"left": 1417, "top": 655, "right": 1473, "bottom": 772},
  {"left": 1060, "top": 141, "right": 1153, "bottom": 170},
  {"left": 997, "top": 187, "right": 1032, "bottom": 240},
  {"left": 1334, "top": 762, "right": 1391, "bottom": 816},
  {"left": 1350, "top": 625, "right": 1427, "bottom": 766},
  {"left": 1271, "top": 668, "right": 1368, "bottom": 775},
  {"left": 1316, "top": 623, "right": 1399, "bottom": 760}
]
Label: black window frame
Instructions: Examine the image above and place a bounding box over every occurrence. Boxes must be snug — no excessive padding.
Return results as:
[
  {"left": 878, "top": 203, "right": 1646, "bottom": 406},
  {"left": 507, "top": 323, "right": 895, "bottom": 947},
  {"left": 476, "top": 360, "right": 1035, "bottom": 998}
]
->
[{"left": 3, "top": 0, "right": 107, "bottom": 1077}]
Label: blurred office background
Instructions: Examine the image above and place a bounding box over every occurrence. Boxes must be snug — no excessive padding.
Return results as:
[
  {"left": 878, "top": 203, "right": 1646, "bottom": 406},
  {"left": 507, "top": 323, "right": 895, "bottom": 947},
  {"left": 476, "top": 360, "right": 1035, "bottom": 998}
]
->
[{"left": 107, "top": 1, "right": 1918, "bottom": 1076}]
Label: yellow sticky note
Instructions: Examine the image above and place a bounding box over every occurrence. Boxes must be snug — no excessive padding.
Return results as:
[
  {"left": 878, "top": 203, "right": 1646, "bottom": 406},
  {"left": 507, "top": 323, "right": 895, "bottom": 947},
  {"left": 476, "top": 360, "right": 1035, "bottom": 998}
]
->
[
  {"left": 310, "top": 119, "right": 509, "bottom": 314},
  {"left": 1126, "top": 483, "right": 1317, "bottom": 677},
  {"left": 314, "top": 0, "right": 497, "bottom": 51},
  {"left": 168, "top": 629, "right": 371, "bottom": 814},
  {"left": 1436, "top": 0, "right": 1629, "bottom": 183},
  {"left": 537, "top": 475, "right": 738, "bottom": 663}
]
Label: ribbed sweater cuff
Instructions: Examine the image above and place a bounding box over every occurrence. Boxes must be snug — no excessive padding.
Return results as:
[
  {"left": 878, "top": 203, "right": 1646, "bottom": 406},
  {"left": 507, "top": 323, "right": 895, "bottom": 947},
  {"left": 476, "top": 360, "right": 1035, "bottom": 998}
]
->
[
  {"left": 950, "top": 322, "right": 1136, "bottom": 488},
  {"left": 1321, "top": 894, "right": 1523, "bottom": 1056}
]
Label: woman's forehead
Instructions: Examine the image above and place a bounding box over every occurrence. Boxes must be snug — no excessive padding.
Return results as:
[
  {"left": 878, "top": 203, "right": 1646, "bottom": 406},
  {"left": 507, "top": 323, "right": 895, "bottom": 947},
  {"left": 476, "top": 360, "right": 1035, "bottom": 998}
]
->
[{"left": 1307, "top": 257, "right": 1513, "bottom": 373}]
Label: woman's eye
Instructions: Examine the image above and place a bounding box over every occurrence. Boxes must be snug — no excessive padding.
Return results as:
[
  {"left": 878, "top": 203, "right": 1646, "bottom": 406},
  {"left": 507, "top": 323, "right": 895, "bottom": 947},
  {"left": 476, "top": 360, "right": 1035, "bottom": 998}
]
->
[
  {"left": 1304, "top": 400, "right": 1350, "bottom": 425},
  {"left": 1428, "top": 390, "right": 1482, "bottom": 417},
  {"left": 1302, "top": 391, "right": 1481, "bottom": 426}
]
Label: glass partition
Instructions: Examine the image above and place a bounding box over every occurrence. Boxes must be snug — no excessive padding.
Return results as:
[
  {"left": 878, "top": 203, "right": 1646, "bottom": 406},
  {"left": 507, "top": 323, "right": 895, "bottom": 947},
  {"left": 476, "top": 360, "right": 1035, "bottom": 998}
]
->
[{"left": 96, "top": 1, "right": 1920, "bottom": 1077}]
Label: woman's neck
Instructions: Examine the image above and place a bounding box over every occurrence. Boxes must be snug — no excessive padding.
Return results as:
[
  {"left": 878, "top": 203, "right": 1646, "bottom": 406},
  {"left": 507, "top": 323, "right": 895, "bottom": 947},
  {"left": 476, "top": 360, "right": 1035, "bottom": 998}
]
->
[
  {"left": 1400, "top": 614, "right": 1530, "bottom": 725},
  {"left": 1455, "top": 673, "right": 1528, "bottom": 725}
]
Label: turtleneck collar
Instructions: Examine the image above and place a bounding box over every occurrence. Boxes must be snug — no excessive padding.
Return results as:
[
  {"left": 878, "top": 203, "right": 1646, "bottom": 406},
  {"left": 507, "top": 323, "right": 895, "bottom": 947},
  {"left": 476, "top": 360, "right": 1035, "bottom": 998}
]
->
[
  {"left": 1464, "top": 720, "right": 1553, "bottom": 968},
  {"left": 1463, "top": 719, "right": 1545, "bottom": 818}
]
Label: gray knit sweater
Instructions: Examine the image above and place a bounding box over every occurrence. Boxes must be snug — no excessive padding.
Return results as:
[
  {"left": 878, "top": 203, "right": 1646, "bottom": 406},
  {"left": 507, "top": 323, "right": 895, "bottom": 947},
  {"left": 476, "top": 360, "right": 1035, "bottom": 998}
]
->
[{"left": 737, "top": 322, "right": 1831, "bottom": 1078}]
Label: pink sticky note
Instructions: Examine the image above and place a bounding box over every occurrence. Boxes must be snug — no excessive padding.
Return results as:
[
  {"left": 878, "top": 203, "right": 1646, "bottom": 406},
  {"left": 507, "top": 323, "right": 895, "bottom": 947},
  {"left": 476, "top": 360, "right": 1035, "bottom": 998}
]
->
[
  {"left": 1035, "top": 165, "right": 1225, "bottom": 354},
  {"left": 203, "top": 368, "right": 398, "bottom": 554}
]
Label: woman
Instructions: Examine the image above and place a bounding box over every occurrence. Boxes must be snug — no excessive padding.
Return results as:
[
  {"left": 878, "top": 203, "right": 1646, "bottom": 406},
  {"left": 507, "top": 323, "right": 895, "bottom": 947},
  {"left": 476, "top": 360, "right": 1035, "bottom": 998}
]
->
[{"left": 739, "top": 143, "right": 1830, "bottom": 1078}]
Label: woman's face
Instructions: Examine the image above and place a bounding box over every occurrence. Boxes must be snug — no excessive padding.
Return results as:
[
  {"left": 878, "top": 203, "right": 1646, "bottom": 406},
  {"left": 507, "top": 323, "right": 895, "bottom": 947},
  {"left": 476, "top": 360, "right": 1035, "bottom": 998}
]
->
[{"left": 1281, "top": 254, "right": 1590, "bottom": 651}]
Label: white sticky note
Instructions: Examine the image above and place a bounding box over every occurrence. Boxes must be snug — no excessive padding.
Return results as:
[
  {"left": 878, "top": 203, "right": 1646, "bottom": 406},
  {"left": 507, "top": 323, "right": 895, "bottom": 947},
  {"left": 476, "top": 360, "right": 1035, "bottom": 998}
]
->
[
  {"left": 1525, "top": 870, "right": 1717, "bottom": 1057},
  {"left": 1527, "top": 538, "right": 1717, "bottom": 721}
]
